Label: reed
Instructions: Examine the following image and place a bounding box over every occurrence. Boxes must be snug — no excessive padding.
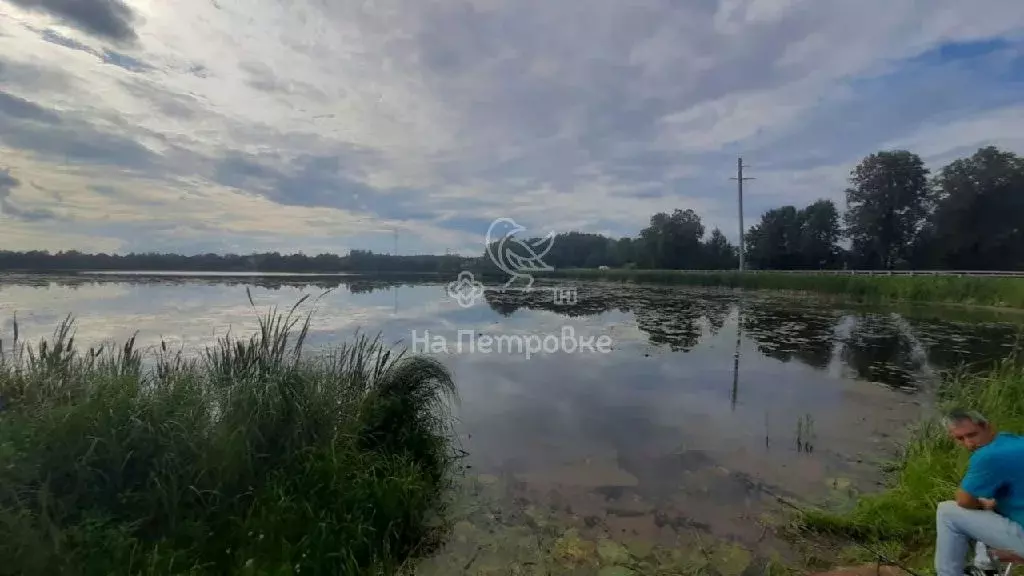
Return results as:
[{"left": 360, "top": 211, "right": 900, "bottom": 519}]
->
[{"left": 0, "top": 296, "right": 459, "bottom": 575}]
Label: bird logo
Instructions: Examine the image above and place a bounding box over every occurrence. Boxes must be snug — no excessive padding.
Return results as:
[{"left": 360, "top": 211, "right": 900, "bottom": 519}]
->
[{"left": 485, "top": 217, "right": 555, "bottom": 290}]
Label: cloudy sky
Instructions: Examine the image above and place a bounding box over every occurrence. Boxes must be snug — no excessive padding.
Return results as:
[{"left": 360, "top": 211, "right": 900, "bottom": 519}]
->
[{"left": 1, "top": 0, "right": 1022, "bottom": 256}]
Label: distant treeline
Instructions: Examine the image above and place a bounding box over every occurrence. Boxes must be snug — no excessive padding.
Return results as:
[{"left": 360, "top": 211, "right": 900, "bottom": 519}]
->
[
  {"left": 0, "top": 250, "right": 474, "bottom": 274},
  {"left": 3, "top": 145, "right": 1022, "bottom": 273}
]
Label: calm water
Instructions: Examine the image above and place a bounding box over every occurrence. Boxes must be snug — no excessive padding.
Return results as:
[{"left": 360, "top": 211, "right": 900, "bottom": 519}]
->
[{"left": 2, "top": 274, "right": 1022, "bottom": 574}]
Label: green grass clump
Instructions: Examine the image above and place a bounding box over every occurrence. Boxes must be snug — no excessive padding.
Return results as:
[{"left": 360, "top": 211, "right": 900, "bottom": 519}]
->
[
  {"left": 0, "top": 295, "right": 459, "bottom": 575},
  {"left": 796, "top": 354, "right": 1024, "bottom": 568},
  {"left": 541, "top": 269, "right": 1024, "bottom": 309}
]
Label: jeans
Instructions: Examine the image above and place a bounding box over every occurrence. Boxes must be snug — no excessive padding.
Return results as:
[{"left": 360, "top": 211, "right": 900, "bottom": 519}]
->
[{"left": 936, "top": 500, "right": 1024, "bottom": 576}]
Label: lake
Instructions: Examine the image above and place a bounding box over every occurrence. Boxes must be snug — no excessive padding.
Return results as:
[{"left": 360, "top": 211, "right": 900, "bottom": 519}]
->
[{"left": 2, "top": 273, "right": 1022, "bottom": 574}]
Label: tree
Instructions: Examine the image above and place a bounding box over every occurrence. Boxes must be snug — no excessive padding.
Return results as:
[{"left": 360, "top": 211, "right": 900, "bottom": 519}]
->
[
  {"left": 701, "top": 228, "right": 738, "bottom": 269},
  {"left": 637, "top": 209, "right": 705, "bottom": 269},
  {"left": 844, "top": 150, "right": 930, "bottom": 269},
  {"left": 925, "top": 146, "right": 1024, "bottom": 270},
  {"left": 743, "top": 199, "right": 841, "bottom": 270},
  {"left": 798, "top": 199, "right": 842, "bottom": 269},
  {"left": 745, "top": 206, "right": 802, "bottom": 269}
]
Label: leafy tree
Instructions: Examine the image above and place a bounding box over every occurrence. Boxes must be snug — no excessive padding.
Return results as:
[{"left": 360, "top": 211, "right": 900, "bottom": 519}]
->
[
  {"left": 925, "top": 146, "right": 1024, "bottom": 270},
  {"left": 638, "top": 209, "right": 705, "bottom": 269},
  {"left": 745, "top": 206, "right": 802, "bottom": 270},
  {"left": 744, "top": 199, "right": 841, "bottom": 270},
  {"left": 799, "top": 199, "right": 842, "bottom": 269},
  {"left": 701, "top": 228, "right": 738, "bottom": 269},
  {"left": 844, "top": 150, "right": 930, "bottom": 269}
]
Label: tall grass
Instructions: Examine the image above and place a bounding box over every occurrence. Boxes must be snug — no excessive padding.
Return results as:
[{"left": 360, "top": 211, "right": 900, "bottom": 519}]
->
[
  {"left": 541, "top": 269, "right": 1024, "bottom": 309},
  {"left": 797, "top": 354, "right": 1024, "bottom": 568},
  {"left": 0, "top": 297, "right": 459, "bottom": 575}
]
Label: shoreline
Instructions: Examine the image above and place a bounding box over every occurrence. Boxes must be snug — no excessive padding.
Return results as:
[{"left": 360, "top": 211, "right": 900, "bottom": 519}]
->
[
  {"left": 794, "top": 353, "right": 1024, "bottom": 571},
  {"left": 538, "top": 269, "right": 1024, "bottom": 312}
]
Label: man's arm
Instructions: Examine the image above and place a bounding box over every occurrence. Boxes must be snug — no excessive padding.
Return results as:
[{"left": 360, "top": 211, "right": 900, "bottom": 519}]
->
[
  {"left": 958, "top": 454, "right": 1000, "bottom": 510},
  {"left": 956, "top": 488, "right": 996, "bottom": 510}
]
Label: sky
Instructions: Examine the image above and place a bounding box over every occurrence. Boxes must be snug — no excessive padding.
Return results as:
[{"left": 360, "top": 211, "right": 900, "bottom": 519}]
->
[{"left": 0, "top": 0, "right": 1022, "bottom": 256}]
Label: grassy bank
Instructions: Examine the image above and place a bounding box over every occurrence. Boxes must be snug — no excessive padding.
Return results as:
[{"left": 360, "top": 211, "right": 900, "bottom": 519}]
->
[
  {"left": 0, "top": 299, "right": 460, "bottom": 575},
  {"left": 796, "top": 354, "right": 1024, "bottom": 570},
  {"left": 541, "top": 269, "right": 1024, "bottom": 309}
]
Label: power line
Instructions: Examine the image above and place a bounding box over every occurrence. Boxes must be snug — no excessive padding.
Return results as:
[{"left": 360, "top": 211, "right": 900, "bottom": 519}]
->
[{"left": 730, "top": 157, "right": 755, "bottom": 271}]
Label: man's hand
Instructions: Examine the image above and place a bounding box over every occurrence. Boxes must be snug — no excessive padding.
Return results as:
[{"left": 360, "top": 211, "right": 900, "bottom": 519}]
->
[{"left": 955, "top": 488, "right": 997, "bottom": 510}]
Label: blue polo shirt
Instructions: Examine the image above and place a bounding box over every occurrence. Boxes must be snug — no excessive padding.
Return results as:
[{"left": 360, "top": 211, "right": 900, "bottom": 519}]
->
[{"left": 961, "top": 432, "right": 1024, "bottom": 526}]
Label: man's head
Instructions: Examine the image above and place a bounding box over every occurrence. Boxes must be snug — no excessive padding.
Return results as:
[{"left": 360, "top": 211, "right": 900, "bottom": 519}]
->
[{"left": 943, "top": 408, "right": 996, "bottom": 451}]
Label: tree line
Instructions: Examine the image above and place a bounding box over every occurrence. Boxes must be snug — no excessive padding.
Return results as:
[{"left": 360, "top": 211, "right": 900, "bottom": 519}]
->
[
  {"left": 502, "top": 145, "right": 1024, "bottom": 271},
  {"left": 0, "top": 249, "right": 472, "bottom": 274},
  {"left": 1, "top": 145, "right": 1021, "bottom": 272},
  {"left": 750, "top": 145, "right": 1024, "bottom": 271}
]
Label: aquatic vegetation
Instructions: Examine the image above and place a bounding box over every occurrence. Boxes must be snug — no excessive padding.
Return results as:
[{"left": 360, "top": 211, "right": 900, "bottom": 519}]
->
[
  {"left": 415, "top": 471, "right": 802, "bottom": 576},
  {"left": 795, "top": 353, "right": 1024, "bottom": 569},
  {"left": 541, "top": 269, "right": 1024, "bottom": 309},
  {"left": 0, "top": 299, "right": 460, "bottom": 575},
  {"left": 796, "top": 414, "right": 816, "bottom": 453}
]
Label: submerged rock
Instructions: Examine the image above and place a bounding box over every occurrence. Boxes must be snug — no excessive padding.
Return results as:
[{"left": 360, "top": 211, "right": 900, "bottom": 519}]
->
[
  {"left": 623, "top": 538, "right": 655, "bottom": 559},
  {"left": 710, "top": 543, "right": 753, "bottom": 576},
  {"left": 453, "top": 520, "right": 478, "bottom": 543},
  {"left": 826, "top": 477, "right": 852, "bottom": 490},
  {"left": 598, "top": 567, "right": 635, "bottom": 576},
  {"left": 597, "top": 538, "right": 631, "bottom": 564},
  {"left": 552, "top": 528, "right": 597, "bottom": 568},
  {"left": 809, "top": 565, "right": 910, "bottom": 576}
]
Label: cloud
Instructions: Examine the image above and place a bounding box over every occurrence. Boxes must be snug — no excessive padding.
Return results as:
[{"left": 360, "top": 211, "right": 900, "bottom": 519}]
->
[
  {"left": 0, "top": 168, "right": 18, "bottom": 200},
  {"left": 7, "top": 0, "right": 137, "bottom": 42},
  {"left": 0, "top": 167, "right": 58, "bottom": 221},
  {"left": 0, "top": 0, "right": 1021, "bottom": 254},
  {"left": 36, "top": 28, "right": 152, "bottom": 72}
]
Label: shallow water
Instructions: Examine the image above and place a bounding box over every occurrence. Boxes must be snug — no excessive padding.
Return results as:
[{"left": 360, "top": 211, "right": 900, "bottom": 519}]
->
[{"left": 2, "top": 274, "right": 1022, "bottom": 574}]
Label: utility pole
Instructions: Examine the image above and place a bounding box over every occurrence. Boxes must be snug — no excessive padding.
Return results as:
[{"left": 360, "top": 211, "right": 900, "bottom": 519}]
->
[{"left": 730, "top": 157, "right": 755, "bottom": 271}]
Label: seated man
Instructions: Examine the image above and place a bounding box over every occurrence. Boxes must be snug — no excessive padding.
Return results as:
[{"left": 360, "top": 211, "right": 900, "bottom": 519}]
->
[{"left": 937, "top": 409, "right": 1024, "bottom": 576}]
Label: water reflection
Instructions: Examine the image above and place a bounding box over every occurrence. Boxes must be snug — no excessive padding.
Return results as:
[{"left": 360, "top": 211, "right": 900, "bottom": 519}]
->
[
  {"left": 2, "top": 274, "right": 1021, "bottom": 389},
  {"left": 2, "top": 274, "right": 1023, "bottom": 573},
  {"left": 481, "top": 281, "right": 1022, "bottom": 389},
  {"left": 3, "top": 274, "right": 1021, "bottom": 395}
]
